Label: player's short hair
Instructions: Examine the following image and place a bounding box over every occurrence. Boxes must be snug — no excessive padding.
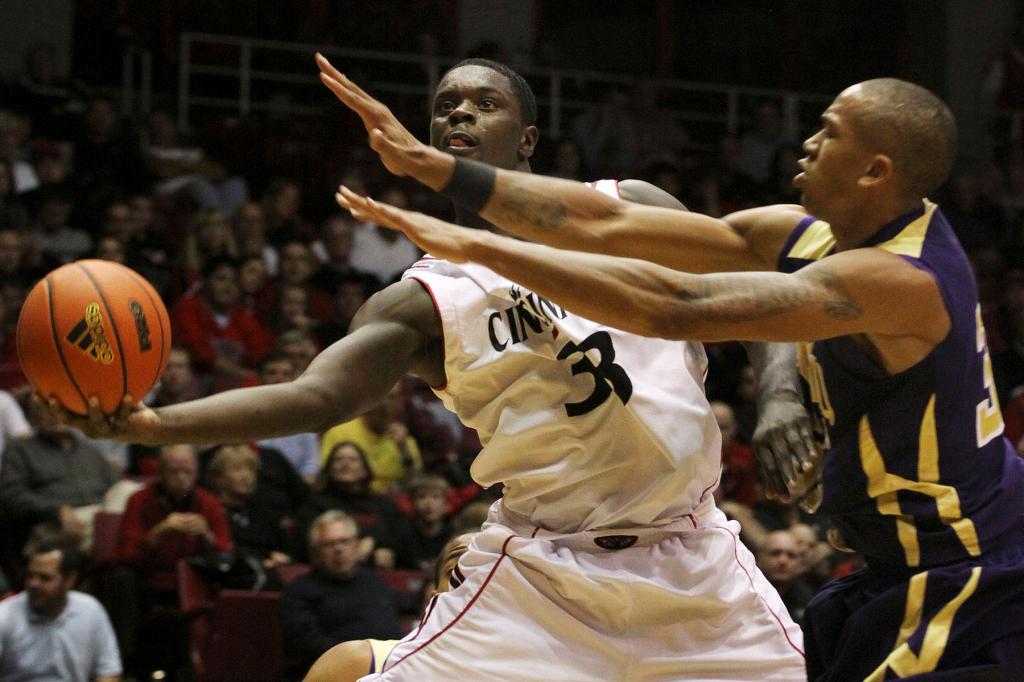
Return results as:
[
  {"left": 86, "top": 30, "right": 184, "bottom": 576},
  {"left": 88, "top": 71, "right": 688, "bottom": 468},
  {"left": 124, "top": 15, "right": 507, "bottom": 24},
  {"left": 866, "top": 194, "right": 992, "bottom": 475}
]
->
[
  {"left": 442, "top": 59, "right": 537, "bottom": 126},
  {"left": 849, "top": 78, "right": 957, "bottom": 197},
  {"left": 432, "top": 531, "right": 476, "bottom": 589}
]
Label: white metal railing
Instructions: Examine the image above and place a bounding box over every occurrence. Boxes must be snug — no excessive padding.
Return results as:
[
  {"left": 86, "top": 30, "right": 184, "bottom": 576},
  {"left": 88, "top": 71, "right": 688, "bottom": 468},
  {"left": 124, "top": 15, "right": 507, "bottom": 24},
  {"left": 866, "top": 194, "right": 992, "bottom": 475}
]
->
[
  {"left": 153, "top": 32, "right": 834, "bottom": 146},
  {"left": 121, "top": 46, "right": 152, "bottom": 120}
]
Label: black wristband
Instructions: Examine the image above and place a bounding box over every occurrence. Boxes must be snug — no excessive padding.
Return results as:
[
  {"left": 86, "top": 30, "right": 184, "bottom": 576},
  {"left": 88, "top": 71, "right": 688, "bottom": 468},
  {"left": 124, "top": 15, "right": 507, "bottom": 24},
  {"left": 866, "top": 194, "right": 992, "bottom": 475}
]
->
[{"left": 438, "top": 157, "right": 497, "bottom": 215}]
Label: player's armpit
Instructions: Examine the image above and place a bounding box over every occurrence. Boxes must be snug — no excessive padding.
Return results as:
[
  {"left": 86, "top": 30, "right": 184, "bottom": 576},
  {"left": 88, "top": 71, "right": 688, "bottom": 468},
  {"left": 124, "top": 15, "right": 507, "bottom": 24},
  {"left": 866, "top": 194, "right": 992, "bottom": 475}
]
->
[
  {"left": 298, "top": 278, "right": 445, "bottom": 414},
  {"left": 722, "top": 204, "right": 808, "bottom": 270}
]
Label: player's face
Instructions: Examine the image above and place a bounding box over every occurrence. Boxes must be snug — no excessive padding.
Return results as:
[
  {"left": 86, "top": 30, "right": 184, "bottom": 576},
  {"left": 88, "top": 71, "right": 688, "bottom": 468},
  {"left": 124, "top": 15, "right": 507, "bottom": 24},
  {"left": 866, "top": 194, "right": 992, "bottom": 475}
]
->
[
  {"left": 430, "top": 66, "right": 536, "bottom": 171},
  {"left": 436, "top": 540, "right": 469, "bottom": 593},
  {"left": 25, "top": 551, "right": 73, "bottom": 616},
  {"left": 794, "top": 87, "right": 876, "bottom": 225}
]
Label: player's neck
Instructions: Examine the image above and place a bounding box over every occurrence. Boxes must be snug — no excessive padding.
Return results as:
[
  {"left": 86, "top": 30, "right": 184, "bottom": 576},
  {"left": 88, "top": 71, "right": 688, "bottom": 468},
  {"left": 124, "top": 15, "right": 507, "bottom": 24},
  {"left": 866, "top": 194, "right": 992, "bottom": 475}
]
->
[{"left": 832, "top": 196, "right": 924, "bottom": 252}]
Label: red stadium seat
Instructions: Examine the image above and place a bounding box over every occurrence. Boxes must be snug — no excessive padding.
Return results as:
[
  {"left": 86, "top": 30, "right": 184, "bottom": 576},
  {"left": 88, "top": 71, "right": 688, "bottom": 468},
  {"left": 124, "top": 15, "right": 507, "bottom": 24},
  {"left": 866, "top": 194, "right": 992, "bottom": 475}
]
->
[
  {"left": 379, "top": 568, "right": 427, "bottom": 598},
  {"left": 177, "top": 560, "right": 215, "bottom": 618},
  {"left": 91, "top": 511, "right": 122, "bottom": 567},
  {"left": 192, "top": 590, "right": 284, "bottom": 682}
]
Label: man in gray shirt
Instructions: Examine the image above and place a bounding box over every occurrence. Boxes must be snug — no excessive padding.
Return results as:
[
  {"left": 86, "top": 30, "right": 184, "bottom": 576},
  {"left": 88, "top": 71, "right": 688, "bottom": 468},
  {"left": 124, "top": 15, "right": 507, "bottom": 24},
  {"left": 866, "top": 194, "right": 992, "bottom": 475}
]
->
[
  {"left": 0, "top": 399, "right": 116, "bottom": 555},
  {"left": 0, "top": 537, "right": 122, "bottom": 681}
]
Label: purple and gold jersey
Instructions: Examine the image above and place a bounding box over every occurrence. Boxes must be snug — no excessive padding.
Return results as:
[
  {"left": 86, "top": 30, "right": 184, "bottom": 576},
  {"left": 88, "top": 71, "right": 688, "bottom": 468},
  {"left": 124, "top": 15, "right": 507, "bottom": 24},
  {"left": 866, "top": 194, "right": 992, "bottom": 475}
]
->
[{"left": 778, "top": 201, "right": 1024, "bottom": 569}]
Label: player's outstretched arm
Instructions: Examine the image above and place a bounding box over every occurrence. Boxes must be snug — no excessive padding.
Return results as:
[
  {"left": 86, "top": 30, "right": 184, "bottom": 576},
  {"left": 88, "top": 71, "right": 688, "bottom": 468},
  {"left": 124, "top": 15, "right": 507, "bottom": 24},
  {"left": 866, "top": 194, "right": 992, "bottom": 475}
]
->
[
  {"left": 618, "top": 181, "right": 815, "bottom": 497},
  {"left": 49, "top": 280, "right": 441, "bottom": 446},
  {"left": 337, "top": 189, "right": 949, "bottom": 345},
  {"left": 315, "top": 54, "right": 789, "bottom": 274}
]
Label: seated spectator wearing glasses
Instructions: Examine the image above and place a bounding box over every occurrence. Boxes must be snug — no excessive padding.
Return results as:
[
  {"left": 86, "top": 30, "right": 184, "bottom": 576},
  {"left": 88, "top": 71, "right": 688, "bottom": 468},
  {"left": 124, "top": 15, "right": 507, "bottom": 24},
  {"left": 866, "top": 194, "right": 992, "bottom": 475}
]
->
[
  {"left": 280, "top": 511, "right": 402, "bottom": 678},
  {"left": 756, "top": 529, "right": 815, "bottom": 626},
  {"left": 304, "top": 531, "right": 477, "bottom": 682},
  {"left": 0, "top": 536, "right": 122, "bottom": 682}
]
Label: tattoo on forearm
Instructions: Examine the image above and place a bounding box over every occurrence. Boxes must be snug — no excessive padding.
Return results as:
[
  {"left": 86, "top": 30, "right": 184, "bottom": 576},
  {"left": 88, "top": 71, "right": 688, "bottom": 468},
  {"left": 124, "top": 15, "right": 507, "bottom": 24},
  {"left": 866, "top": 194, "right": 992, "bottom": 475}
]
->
[
  {"left": 495, "top": 187, "right": 567, "bottom": 232},
  {"left": 674, "top": 269, "right": 862, "bottom": 323},
  {"left": 814, "top": 270, "right": 862, "bottom": 320}
]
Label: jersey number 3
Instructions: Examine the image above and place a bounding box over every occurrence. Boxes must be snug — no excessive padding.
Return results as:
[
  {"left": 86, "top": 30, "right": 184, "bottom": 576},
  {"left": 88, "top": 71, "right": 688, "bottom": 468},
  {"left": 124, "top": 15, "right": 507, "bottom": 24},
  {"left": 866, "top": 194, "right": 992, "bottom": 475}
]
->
[
  {"left": 976, "top": 306, "right": 1004, "bottom": 447},
  {"left": 557, "top": 331, "right": 633, "bottom": 416}
]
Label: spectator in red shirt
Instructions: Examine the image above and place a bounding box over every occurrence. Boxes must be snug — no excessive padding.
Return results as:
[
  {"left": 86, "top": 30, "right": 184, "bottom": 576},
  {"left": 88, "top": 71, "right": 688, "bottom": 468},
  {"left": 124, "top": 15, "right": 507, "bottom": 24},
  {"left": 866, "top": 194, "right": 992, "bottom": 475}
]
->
[
  {"left": 117, "top": 443, "right": 232, "bottom": 592},
  {"left": 110, "top": 443, "right": 232, "bottom": 678},
  {"left": 171, "top": 255, "right": 273, "bottom": 392},
  {"left": 711, "top": 400, "right": 760, "bottom": 508}
]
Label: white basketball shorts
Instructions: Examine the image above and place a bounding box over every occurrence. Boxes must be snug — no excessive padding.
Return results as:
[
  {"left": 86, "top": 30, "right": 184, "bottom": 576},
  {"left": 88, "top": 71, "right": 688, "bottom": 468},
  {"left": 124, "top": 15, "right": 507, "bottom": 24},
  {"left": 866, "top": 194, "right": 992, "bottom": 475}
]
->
[{"left": 359, "top": 501, "right": 806, "bottom": 681}]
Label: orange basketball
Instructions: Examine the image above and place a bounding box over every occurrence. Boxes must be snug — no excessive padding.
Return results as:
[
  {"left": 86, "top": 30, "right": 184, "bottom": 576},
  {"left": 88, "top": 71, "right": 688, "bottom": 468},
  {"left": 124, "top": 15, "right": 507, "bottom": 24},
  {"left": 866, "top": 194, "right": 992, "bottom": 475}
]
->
[{"left": 17, "top": 259, "right": 172, "bottom": 416}]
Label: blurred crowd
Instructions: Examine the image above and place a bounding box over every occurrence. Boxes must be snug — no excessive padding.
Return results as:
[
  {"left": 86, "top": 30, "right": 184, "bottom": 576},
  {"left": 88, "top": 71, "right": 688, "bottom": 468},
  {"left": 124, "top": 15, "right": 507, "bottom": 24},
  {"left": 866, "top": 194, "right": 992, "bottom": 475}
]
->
[{"left": 0, "top": 34, "right": 1022, "bottom": 681}]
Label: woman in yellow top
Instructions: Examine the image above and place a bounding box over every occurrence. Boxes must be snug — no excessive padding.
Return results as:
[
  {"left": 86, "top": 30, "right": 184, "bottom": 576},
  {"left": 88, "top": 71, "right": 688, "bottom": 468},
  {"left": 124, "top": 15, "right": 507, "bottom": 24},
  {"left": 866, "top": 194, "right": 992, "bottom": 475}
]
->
[{"left": 320, "top": 384, "right": 422, "bottom": 494}]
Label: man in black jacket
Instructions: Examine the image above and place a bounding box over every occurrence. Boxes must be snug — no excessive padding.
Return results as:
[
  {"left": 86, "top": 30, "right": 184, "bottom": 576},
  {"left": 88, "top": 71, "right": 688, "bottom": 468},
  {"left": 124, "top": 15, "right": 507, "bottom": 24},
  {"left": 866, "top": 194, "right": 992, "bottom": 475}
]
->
[{"left": 279, "top": 511, "right": 402, "bottom": 677}]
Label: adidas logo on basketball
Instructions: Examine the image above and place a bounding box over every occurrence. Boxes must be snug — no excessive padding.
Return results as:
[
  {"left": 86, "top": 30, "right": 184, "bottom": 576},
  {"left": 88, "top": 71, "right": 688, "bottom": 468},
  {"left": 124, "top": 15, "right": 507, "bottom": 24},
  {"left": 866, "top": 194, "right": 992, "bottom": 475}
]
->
[{"left": 65, "top": 302, "right": 115, "bottom": 364}]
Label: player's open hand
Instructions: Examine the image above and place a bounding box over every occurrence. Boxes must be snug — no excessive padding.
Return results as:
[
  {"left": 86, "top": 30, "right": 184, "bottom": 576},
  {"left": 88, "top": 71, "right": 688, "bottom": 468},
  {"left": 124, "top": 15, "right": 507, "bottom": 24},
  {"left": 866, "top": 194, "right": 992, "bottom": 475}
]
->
[
  {"left": 335, "top": 185, "right": 477, "bottom": 263},
  {"left": 751, "top": 396, "right": 822, "bottom": 502},
  {"left": 37, "top": 393, "right": 161, "bottom": 445},
  {"left": 316, "top": 53, "right": 448, "bottom": 186}
]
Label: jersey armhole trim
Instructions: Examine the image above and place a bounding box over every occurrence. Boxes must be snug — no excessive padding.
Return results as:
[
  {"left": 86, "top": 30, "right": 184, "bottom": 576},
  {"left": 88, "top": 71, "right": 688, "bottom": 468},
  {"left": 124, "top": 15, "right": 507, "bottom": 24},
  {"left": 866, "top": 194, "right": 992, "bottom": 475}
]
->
[
  {"left": 405, "top": 275, "right": 448, "bottom": 391},
  {"left": 901, "top": 256, "right": 955, "bottom": 348},
  {"left": 776, "top": 215, "right": 819, "bottom": 272}
]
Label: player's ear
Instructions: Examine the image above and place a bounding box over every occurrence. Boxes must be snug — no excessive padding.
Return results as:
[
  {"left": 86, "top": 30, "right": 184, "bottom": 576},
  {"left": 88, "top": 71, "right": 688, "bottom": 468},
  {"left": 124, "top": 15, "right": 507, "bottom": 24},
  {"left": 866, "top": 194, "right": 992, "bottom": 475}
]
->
[
  {"left": 859, "top": 153, "right": 894, "bottom": 189},
  {"left": 518, "top": 125, "right": 539, "bottom": 161}
]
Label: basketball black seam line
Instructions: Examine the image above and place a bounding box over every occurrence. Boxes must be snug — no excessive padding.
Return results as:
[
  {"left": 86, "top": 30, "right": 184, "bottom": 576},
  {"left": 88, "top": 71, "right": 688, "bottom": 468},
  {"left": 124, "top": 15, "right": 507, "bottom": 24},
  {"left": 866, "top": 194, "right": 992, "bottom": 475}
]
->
[
  {"left": 77, "top": 262, "right": 129, "bottom": 405},
  {"left": 123, "top": 267, "right": 166, "bottom": 393},
  {"left": 45, "top": 275, "right": 89, "bottom": 414}
]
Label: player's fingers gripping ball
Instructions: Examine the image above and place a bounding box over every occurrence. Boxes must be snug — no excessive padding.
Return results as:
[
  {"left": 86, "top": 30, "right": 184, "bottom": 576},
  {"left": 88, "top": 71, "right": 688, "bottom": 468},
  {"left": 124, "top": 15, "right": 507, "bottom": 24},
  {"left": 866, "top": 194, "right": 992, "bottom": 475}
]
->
[{"left": 17, "top": 260, "right": 171, "bottom": 416}]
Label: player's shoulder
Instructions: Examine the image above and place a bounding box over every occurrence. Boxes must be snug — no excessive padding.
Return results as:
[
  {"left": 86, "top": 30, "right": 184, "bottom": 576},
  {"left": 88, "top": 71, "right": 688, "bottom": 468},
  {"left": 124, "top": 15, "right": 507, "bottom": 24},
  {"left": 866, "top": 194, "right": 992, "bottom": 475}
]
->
[
  {"left": 725, "top": 204, "right": 811, "bottom": 268},
  {"left": 351, "top": 277, "right": 443, "bottom": 339},
  {"left": 304, "top": 639, "right": 371, "bottom": 682},
  {"left": 615, "top": 179, "right": 687, "bottom": 210},
  {"left": 724, "top": 204, "right": 808, "bottom": 232}
]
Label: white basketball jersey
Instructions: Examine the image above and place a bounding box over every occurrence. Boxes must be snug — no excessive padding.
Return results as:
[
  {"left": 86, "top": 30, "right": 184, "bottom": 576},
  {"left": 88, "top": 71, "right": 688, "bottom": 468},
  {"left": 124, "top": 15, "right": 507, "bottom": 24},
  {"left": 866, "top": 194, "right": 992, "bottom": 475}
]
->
[{"left": 401, "top": 181, "right": 721, "bottom": 533}]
